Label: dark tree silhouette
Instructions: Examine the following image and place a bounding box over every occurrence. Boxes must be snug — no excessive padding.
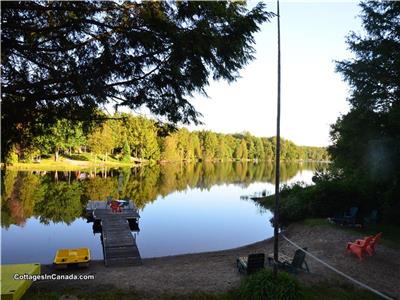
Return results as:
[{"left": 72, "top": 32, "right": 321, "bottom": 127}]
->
[
  {"left": 331, "top": 1, "right": 400, "bottom": 223},
  {"left": 1, "top": 1, "right": 273, "bottom": 156}
]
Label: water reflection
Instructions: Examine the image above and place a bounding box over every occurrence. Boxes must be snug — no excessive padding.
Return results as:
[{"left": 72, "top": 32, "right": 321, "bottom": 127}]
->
[{"left": 1, "top": 162, "right": 325, "bottom": 228}]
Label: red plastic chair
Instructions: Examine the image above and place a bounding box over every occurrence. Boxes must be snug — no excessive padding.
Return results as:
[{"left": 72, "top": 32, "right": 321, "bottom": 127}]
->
[
  {"left": 347, "top": 236, "right": 373, "bottom": 260},
  {"left": 366, "top": 232, "right": 382, "bottom": 256},
  {"left": 110, "top": 200, "right": 121, "bottom": 213}
]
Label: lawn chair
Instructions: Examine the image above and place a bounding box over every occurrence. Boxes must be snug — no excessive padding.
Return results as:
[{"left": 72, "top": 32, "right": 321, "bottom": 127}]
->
[
  {"left": 358, "top": 232, "right": 382, "bottom": 256},
  {"left": 347, "top": 236, "right": 373, "bottom": 260},
  {"left": 236, "top": 253, "right": 265, "bottom": 275},
  {"left": 330, "top": 207, "right": 358, "bottom": 226},
  {"left": 110, "top": 200, "right": 121, "bottom": 213},
  {"left": 267, "top": 248, "right": 310, "bottom": 274},
  {"left": 343, "top": 207, "right": 359, "bottom": 225},
  {"left": 364, "top": 210, "right": 378, "bottom": 226}
]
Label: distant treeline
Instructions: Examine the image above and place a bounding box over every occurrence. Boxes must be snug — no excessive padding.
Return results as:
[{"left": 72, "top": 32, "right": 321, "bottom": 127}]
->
[{"left": 6, "top": 113, "right": 329, "bottom": 163}]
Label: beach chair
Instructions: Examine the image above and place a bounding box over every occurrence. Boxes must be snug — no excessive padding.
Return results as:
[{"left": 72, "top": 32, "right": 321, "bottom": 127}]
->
[
  {"left": 364, "top": 210, "right": 378, "bottom": 225},
  {"left": 347, "top": 236, "right": 373, "bottom": 260},
  {"left": 267, "top": 248, "right": 310, "bottom": 274},
  {"left": 329, "top": 207, "right": 358, "bottom": 226},
  {"left": 342, "top": 207, "right": 359, "bottom": 225},
  {"left": 110, "top": 200, "right": 121, "bottom": 213},
  {"left": 358, "top": 232, "right": 382, "bottom": 256},
  {"left": 236, "top": 253, "right": 265, "bottom": 275}
]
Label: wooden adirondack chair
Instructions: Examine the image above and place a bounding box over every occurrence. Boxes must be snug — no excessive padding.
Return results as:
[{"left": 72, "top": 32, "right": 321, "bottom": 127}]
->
[
  {"left": 110, "top": 200, "right": 121, "bottom": 213},
  {"left": 355, "top": 232, "right": 382, "bottom": 256},
  {"left": 343, "top": 207, "right": 359, "bottom": 225},
  {"left": 364, "top": 210, "right": 378, "bottom": 225},
  {"left": 236, "top": 253, "right": 265, "bottom": 275},
  {"left": 267, "top": 248, "right": 310, "bottom": 274},
  {"left": 366, "top": 232, "right": 382, "bottom": 256},
  {"left": 347, "top": 236, "right": 373, "bottom": 260},
  {"left": 329, "top": 207, "right": 359, "bottom": 226}
]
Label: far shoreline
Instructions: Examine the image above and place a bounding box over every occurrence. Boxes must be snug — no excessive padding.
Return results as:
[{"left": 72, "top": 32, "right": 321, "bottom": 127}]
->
[{"left": 1, "top": 158, "right": 330, "bottom": 172}]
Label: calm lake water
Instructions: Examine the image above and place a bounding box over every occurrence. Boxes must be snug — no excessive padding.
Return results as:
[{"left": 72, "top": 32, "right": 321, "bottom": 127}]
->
[{"left": 1, "top": 162, "right": 324, "bottom": 264}]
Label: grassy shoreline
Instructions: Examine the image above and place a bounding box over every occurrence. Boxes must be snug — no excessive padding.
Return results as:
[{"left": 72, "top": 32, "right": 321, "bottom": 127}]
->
[
  {"left": 2, "top": 158, "right": 329, "bottom": 172},
  {"left": 1, "top": 161, "right": 136, "bottom": 171},
  {"left": 1, "top": 155, "right": 141, "bottom": 171}
]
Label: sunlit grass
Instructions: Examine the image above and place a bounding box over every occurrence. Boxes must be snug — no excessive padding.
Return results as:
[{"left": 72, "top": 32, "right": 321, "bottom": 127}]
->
[{"left": 2, "top": 155, "right": 134, "bottom": 171}]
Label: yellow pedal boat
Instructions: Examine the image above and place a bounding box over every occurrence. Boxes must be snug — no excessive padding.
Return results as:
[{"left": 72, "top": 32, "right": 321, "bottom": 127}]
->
[{"left": 53, "top": 248, "right": 90, "bottom": 269}]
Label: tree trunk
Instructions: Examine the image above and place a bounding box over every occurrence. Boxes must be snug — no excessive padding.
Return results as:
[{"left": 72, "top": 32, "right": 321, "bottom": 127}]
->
[{"left": 55, "top": 149, "right": 59, "bottom": 161}]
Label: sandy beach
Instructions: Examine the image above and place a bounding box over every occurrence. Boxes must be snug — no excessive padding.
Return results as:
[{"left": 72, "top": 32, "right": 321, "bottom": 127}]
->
[{"left": 33, "top": 223, "right": 400, "bottom": 299}]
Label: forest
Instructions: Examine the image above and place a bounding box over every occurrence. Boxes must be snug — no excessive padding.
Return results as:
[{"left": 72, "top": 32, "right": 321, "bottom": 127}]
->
[{"left": 4, "top": 113, "right": 329, "bottom": 165}]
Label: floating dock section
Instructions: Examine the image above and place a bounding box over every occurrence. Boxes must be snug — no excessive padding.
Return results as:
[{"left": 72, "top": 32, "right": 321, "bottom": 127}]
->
[{"left": 1, "top": 263, "right": 41, "bottom": 300}]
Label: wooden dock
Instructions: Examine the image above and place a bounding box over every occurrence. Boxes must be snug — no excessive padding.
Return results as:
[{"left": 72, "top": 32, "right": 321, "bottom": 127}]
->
[{"left": 86, "top": 200, "right": 141, "bottom": 267}]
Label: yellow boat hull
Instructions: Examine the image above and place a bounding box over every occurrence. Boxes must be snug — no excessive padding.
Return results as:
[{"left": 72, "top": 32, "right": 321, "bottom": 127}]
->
[{"left": 53, "top": 248, "right": 90, "bottom": 268}]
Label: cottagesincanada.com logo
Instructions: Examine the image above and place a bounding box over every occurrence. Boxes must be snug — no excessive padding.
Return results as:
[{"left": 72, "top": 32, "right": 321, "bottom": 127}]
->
[{"left": 13, "top": 273, "right": 95, "bottom": 281}]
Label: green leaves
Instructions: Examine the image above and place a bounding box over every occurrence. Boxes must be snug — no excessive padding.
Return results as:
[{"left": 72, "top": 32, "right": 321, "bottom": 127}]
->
[
  {"left": 2, "top": 1, "right": 272, "bottom": 158},
  {"left": 238, "top": 269, "right": 301, "bottom": 300}
]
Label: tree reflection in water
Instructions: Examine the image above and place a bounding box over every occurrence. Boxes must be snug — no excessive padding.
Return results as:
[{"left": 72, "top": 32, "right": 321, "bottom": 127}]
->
[{"left": 1, "top": 162, "right": 325, "bottom": 227}]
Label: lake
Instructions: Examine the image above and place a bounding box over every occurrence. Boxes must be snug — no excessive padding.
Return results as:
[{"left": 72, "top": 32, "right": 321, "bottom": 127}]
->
[{"left": 1, "top": 162, "right": 324, "bottom": 264}]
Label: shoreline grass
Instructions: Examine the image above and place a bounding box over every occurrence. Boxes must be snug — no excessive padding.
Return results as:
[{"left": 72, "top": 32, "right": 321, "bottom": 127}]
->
[{"left": 1, "top": 156, "right": 139, "bottom": 171}]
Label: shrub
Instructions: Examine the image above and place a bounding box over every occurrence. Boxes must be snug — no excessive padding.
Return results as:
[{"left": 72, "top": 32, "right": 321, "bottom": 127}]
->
[
  {"left": 238, "top": 269, "right": 301, "bottom": 300},
  {"left": 121, "top": 140, "right": 131, "bottom": 163}
]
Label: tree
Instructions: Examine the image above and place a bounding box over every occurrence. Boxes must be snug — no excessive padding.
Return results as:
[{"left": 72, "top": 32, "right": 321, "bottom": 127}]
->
[
  {"left": 87, "top": 123, "right": 115, "bottom": 161},
  {"left": 160, "top": 134, "right": 180, "bottom": 161},
  {"left": 37, "top": 119, "right": 85, "bottom": 161},
  {"left": 190, "top": 133, "right": 202, "bottom": 161},
  {"left": 122, "top": 139, "right": 131, "bottom": 163},
  {"left": 254, "top": 137, "right": 265, "bottom": 161},
  {"left": 1, "top": 1, "right": 272, "bottom": 158},
  {"left": 234, "top": 139, "right": 248, "bottom": 160},
  {"left": 262, "top": 138, "right": 274, "bottom": 160},
  {"left": 200, "top": 131, "right": 218, "bottom": 161},
  {"left": 332, "top": 1, "right": 400, "bottom": 172},
  {"left": 331, "top": 1, "right": 400, "bottom": 223},
  {"left": 244, "top": 132, "right": 256, "bottom": 160}
]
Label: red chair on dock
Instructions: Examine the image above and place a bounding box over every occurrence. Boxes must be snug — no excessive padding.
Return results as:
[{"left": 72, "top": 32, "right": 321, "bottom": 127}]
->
[
  {"left": 346, "top": 236, "right": 373, "bottom": 260},
  {"left": 110, "top": 200, "right": 121, "bottom": 213}
]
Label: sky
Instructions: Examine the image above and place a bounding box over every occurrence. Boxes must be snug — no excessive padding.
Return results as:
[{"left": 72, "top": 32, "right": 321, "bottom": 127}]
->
[{"left": 185, "top": 1, "right": 364, "bottom": 147}]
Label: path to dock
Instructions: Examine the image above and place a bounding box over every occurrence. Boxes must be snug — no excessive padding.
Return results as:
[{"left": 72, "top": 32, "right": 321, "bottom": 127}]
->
[{"left": 87, "top": 201, "right": 141, "bottom": 267}]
